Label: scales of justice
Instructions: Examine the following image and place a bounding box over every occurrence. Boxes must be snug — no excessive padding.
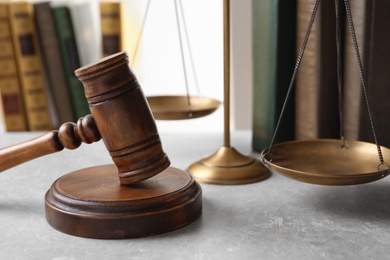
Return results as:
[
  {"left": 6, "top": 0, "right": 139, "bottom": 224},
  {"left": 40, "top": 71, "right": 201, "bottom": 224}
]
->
[{"left": 0, "top": 0, "right": 389, "bottom": 239}]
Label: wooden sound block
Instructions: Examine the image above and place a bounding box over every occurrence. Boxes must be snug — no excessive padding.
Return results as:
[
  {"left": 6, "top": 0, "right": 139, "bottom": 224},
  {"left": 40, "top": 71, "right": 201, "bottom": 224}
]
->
[{"left": 45, "top": 165, "right": 202, "bottom": 239}]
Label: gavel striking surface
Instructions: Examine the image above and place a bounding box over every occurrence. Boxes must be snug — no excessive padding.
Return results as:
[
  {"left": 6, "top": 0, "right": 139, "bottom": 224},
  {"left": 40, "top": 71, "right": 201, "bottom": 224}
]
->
[{"left": 45, "top": 165, "right": 202, "bottom": 239}]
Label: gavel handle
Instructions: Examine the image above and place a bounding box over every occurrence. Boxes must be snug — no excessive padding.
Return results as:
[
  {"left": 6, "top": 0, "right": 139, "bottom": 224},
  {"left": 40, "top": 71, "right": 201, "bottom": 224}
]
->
[
  {"left": 0, "top": 131, "right": 64, "bottom": 172},
  {"left": 0, "top": 115, "right": 101, "bottom": 172}
]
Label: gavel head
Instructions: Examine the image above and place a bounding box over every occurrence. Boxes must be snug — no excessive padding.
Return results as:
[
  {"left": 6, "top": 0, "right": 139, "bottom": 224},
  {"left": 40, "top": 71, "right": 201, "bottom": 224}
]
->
[{"left": 74, "top": 52, "right": 170, "bottom": 185}]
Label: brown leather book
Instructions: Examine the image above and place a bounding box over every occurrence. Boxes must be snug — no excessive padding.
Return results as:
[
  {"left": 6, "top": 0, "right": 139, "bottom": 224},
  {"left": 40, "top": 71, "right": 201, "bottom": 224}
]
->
[
  {"left": 7, "top": 1, "right": 52, "bottom": 131},
  {"left": 0, "top": 2, "right": 27, "bottom": 131},
  {"left": 342, "top": 0, "right": 366, "bottom": 141},
  {"left": 100, "top": 1, "right": 124, "bottom": 57},
  {"left": 343, "top": 0, "right": 390, "bottom": 148},
  {"left": 34, "top": 1, "right": 74, "bottom": 127},
  {"left": 295, "top": 0, "right": 339, "bottom": 140}
]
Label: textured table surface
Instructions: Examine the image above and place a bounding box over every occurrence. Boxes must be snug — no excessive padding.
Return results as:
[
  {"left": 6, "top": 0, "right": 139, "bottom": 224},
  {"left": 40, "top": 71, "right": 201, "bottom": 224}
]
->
[{"left": 0, "top": 131, "right": 389, "bottom": 260}]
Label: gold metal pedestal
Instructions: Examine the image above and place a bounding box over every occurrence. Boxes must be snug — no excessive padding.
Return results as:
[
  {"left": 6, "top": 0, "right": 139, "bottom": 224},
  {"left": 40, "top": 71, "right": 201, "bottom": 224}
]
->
[
  {"left": 188, "top": 146, "right": 270, "bottom": 185},
  {"left": 187, "top": 0, "right": 270, "bottom": 185}
]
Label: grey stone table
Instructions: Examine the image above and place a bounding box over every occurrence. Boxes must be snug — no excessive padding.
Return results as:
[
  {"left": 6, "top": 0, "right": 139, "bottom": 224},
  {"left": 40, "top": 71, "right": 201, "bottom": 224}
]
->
[{"left": 0, "top": 131, "right": 390, "bottom": 260}]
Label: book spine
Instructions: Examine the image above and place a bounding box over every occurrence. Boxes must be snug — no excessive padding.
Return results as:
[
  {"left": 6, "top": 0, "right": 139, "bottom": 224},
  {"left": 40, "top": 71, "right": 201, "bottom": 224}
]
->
[
  {"left": 100, "top": 1, "right": 123, "bottom": 57},
  {"left": 317, "top": 0, "right": 340, "bottom": 138},
  {"left": 295, "top": 0, "right": 320, "bottom": 140},
  {"left": 357, "top": 1, "right": 390, "bottom": 147},
  {"left": 52, "top": 6, "right": 90, "bottom": 120},
  {"left": 252, "top": 0, "right": 278, "bottom": 151},
  {"left": 0, "top": 2, "right": 27, "bottom": 131},
  {"left": 7, "top": 1, "right": 52, "bottom": 131},
  {"left": 251, "top": 0, "right": 296, "bottom": 152},
  {"left": 34, "top": 2, "right": 74, "bottom": 126},
  {"left": 295, "top": 0, "right": 339, "bottom": 140},
  {"left": 274, "top": 0, "right": 296, "bottom": 144},
  {"left": 69, "top": 1, "right": 100, "bottom": 66},
  {"left": 342, "top": 0, "right": 366, "bottom": 141}
]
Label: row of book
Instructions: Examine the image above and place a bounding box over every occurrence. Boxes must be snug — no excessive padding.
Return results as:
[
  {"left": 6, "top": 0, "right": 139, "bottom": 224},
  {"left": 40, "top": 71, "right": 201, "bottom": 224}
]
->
[
  {"left": 252, "top": 0, "right": 390, "bottom": 150},
  {"left": 0, "top": 0, "right": 126, "bottom": 131}
]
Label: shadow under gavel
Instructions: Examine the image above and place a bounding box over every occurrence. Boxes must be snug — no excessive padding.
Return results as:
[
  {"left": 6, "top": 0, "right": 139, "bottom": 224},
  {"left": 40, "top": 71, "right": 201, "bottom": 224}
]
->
[{"left": 0, "top": 52, "right": 170, "bottom": 185}]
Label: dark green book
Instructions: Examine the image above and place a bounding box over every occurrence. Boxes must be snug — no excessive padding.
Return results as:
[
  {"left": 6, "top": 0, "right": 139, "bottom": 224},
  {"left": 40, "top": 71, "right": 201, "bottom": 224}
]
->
[
  {"left": 251, "top": 0, "right": 296, "bottom": 152},
  {"left": 52, "top": 5, "right": 90, "bottom": 120}
]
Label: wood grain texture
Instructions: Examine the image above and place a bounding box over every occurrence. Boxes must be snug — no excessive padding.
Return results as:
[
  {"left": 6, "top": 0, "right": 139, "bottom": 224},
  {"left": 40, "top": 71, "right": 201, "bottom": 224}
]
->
[
  {"left": 75, "top": 52, "right": 170, "bottom": 185},
  {"left": 45, "top": 165, "right": 202, "bottom": 239},
  {"left": 0, "top": 115, "right": 100, "bottom": 172}
]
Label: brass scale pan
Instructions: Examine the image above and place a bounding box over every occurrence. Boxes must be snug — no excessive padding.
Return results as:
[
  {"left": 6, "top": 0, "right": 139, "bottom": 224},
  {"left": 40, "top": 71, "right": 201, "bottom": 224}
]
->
[
  {"left": 147, "top": 95, "right": 221, "bottom": 120},
  {"left": 136, "top": 1, "right": 221, "bottom": 120},
  {"left": 262, "top": 139, "right": 390, "bottom": 186},
  {"left": 260, "top": 0, "right": 390, "bottom": 186}
]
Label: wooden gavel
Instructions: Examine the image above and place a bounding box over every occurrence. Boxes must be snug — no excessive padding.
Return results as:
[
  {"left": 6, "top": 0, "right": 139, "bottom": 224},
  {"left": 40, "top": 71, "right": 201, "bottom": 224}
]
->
[{"left": 0, "top": 52, "right": 170, "bottom": 185}]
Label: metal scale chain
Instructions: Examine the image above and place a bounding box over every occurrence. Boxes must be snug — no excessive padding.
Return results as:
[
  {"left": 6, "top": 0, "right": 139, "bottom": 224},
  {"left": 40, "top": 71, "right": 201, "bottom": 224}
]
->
[
  {"left": 131, "top": 0, "right": 201, "bottom": 109},
  {"left": 268, "top": 0, "right": 386, "bottom": 168},
  {"left": 268, "top": 0, "right": 321, "bottom": 155}
]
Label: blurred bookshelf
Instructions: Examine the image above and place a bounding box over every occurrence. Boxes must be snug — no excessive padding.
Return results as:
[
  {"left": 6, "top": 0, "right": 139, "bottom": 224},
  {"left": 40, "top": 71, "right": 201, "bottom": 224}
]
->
[{"left": 1, "top": 0, "right": 256, "bottom": 134}]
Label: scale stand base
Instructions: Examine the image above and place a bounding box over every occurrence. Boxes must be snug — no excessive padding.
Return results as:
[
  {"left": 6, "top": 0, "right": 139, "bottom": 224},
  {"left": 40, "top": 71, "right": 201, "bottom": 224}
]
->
[
  {"left": 187, "top": 146, "right": 270, "bottom": 185},
  {"left": 45, "top": 165, "right": 202, "bottom": 239}
]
